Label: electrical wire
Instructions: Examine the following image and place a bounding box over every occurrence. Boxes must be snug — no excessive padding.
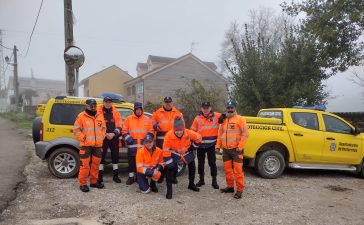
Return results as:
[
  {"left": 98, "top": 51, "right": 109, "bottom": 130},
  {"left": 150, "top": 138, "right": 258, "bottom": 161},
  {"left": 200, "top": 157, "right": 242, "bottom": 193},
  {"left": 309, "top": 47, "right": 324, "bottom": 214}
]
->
[
  {"left": 0, "top": 43, "right": 12, "bottom": 51},
  {"left": 25, "top": 0, "right": 44, "bottom": 57}
]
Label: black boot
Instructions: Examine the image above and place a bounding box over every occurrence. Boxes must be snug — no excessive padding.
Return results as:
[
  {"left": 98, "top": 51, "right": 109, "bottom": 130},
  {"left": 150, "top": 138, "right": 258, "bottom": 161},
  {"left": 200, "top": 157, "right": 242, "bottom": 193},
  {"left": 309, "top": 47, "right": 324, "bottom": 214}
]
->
[
  {"left": 196, "top": 176, "right": 205, "bottom": 187},
  {"left": 80, "top": 185, "right": 89, "bottom": 192},
  {"left": 150, "top": 181, "right": 158, "bottom": 192},
  {"left": 212, "top": 176, "right": 219, "bottom": 189},
  {"left": 188, "top": 181, "right": 200, "bottom": 192},
  {"left": 113, "top": 169, "right": 121, "bottom": 183},
  {"left": 126, "top": 176, "right": 135, "bottom": 185},
  {"left": 220, "top": 187, "right": 234, "bottom": 193},
  {"left": 90, "top": 182, "right": 104, "bottom": 189},
  {"left": 97, "top": 170, "right": 104, "bottom": 185},
  {"left": 166, "top": 182, "right": 172, "bottom": 199}
]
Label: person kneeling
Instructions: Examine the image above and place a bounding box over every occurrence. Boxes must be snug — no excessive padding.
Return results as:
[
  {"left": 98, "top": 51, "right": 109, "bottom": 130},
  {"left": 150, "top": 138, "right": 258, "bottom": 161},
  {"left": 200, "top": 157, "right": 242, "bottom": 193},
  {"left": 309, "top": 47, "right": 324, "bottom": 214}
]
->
[{"left": 136, "top": 134, "right": 164, "bottom": 193}]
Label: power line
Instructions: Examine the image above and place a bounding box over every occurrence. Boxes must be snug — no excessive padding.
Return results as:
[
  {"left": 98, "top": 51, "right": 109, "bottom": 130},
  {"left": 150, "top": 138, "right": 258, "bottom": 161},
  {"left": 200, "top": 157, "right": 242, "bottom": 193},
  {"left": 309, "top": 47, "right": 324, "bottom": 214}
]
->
[
  {"left": 0, "top": 43, "right": 12, "bottom": 51},
  {"left": 25, "top": 0, "right": 44, "bottom": 57}
]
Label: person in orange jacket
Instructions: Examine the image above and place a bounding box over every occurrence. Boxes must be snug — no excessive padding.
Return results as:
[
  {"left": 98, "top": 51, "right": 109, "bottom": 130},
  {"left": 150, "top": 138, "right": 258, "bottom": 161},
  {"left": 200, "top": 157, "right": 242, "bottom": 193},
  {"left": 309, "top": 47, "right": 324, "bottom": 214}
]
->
[
  {"left": 163, "top": 116, "right": 202, "bottom": 199},
  {"left": 122, "top": 102, "right": 153, "bottom": 185},
  {"left": 136, "top": 133, "right": 164, "bottom": 193},
  {"left": 191, "top": 101, "right": 221, "bottom": 189},
  {"left": 152, "top": 96, "right": 183, "bottom": 148},
  {"left": 97, "top": 96, "right": 123, "bottom": 185},
  {"left": 152, "top": 96, "right": 183, "bottom": 183},
  {"left": 73, "top": 99, "right": 106, "bottom": 192},
  {"left": 216, "top": 100, "right": 249, "bottom": 199}
]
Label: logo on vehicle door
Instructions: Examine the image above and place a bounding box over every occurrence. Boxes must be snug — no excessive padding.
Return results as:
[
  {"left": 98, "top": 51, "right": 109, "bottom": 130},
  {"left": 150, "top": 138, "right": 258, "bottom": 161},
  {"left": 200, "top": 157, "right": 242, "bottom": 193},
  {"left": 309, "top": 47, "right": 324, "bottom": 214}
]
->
[{"left": 330, "top": 143, "right": 336, "bottom": 151}]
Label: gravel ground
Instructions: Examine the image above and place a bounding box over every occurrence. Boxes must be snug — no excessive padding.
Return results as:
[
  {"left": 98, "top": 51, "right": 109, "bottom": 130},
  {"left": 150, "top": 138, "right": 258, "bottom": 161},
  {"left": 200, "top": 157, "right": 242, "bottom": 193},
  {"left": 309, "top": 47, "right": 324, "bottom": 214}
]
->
[{"left": 1, "top": 136, "right": 364, "bottom": 225}]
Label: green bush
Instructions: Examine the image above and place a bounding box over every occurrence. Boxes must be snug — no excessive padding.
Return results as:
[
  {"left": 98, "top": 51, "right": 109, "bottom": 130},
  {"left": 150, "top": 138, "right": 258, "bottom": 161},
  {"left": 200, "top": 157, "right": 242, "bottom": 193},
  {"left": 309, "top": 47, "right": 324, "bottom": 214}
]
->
[{"left": 0, "top": 111, "right": 35, "bottom": 129}]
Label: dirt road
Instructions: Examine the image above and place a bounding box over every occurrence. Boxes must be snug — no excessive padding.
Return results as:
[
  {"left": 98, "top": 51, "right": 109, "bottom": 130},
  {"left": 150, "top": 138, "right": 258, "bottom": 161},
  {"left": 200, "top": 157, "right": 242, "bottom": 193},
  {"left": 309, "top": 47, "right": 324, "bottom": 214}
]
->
[
  {"left": 0, "top": 118, "right": 29, "bottom": 213},
  {"left": 1, "top": 136, "right": 364, "bottom": 225}
]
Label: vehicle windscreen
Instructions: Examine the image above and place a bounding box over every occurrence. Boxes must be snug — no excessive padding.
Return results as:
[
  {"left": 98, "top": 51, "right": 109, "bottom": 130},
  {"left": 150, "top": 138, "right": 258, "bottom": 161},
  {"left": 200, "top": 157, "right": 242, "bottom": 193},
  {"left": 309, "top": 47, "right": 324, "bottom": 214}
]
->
[{"left": 258, "top": 110, "right": 283, "bottom": 119}]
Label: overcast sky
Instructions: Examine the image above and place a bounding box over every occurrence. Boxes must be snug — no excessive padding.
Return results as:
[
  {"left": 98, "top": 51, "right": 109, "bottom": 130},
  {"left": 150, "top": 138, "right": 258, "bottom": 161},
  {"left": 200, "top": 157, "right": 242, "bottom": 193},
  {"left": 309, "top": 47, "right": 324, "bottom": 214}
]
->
[{"left": 0, "top": 0, "right": 363, "bottom": 112}]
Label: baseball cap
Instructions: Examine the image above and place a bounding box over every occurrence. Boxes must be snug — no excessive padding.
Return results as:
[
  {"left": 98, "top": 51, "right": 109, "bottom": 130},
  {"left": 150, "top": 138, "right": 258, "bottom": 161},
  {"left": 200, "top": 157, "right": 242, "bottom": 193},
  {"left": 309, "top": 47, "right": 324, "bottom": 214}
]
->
[
  {"left": 144, "top": 133, "right": 154, "bottom": 143},
  {"left": 85, "top": 99, "right": 97, "bottom": 106},
  {"left": 134, "top": 102, "right": 143, "bottom": 110},
  {"left": 103, "top": 96, "right": 112, "bottom": 102},
  {"left": 226, "top": 100, "right": 236, "bottom": 108},
  {"left": 201, "top": 101, "right": 211, "bottom": 107},
  {"left": 164, "top": 96, "right": 172, "bottom": 103}
]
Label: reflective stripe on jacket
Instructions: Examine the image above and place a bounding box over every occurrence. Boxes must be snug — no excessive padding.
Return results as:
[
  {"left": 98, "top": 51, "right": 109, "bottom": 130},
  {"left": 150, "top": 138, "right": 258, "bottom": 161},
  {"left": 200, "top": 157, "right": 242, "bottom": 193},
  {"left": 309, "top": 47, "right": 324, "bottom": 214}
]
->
[
  {"left": 136, "top": 146, "right": 164, "bottom": 175},
  {"left": 216, "top": 114, "right": 249, "bottom": 150},
  {"left": 190, "top": 112, "right": 221, "bottom": 148},
  {"left": 73, "top": 111, "right": 106, "bottom": 147},
  {"left": 163, "top": 129, "right": 202, "bottom": 157},
  {"left": 152, "top": 107, "right": 183, "bottom": 137}
]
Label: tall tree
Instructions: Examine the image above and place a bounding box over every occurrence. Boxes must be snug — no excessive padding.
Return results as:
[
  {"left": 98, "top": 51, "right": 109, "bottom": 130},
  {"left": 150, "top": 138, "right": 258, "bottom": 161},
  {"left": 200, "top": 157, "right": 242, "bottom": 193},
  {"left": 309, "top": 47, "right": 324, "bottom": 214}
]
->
[
  {"left": 175, "top": 79, "right": 226, "bottom": 127},
  {"left": 282, "top": 0, "right": 364, "bottom": 75}
]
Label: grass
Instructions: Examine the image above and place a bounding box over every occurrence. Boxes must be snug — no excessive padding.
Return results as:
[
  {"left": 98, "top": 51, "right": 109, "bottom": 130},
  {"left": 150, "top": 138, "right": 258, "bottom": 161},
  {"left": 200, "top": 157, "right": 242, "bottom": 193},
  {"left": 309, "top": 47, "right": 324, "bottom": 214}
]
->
[{"left": 0, "top": 111, "right": 35, "bottom": 129}]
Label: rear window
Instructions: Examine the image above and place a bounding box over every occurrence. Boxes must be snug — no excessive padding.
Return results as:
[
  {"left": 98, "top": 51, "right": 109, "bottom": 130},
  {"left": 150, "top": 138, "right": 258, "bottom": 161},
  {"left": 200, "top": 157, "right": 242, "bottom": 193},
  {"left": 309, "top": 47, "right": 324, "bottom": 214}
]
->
[
  {"left": 49, "top": 103, "right": 85, "bottom": 125},
  {"left": 258, "top": 110, "right": 283, "bottom": 119}
]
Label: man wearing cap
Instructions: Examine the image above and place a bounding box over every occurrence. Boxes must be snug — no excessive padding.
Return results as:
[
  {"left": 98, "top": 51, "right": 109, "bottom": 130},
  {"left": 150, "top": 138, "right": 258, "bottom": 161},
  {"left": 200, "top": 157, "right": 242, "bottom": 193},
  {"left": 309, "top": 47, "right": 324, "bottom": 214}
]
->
[
  {"left": 97, "top": 96, "right": 123, "bottom": 185},
  {"left": 191, "top": 101, "right": 221, "bottom": 189},
  {"left": 163, "top": 116, "right": 202, "bottom": 199},
  {"left": 216, "top": 100, "right": 249, "bottom": 199},
  {"left": 152, "top": 96, "right": 183, "bottom": 149},
  {"left": 122, "top": 102, "right": 153, "bottom": 185},
  {"left": 73, "top": 99, "right": 106, "bottom": 192},
  {"left": 136, "top": 133, "right": 164, "bottom": 193},
  {"left": 152, "top": 96, "right": 183, "bottom": 183}
]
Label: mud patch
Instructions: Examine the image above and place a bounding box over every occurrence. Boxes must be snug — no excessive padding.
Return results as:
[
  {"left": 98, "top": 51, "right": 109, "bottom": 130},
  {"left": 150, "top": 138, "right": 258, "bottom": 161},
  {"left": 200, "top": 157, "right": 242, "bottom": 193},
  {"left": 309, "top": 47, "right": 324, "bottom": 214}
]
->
[{"left": 324, "top": 185, "right": 352, "bottom": 192}]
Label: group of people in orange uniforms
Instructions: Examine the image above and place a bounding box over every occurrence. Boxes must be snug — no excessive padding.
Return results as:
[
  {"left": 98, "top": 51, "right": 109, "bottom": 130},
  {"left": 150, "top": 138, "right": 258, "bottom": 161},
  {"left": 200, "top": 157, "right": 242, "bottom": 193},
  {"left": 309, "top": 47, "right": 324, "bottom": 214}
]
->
[{"left": 73, "top": 95, "right": 248, "bottom": 200}]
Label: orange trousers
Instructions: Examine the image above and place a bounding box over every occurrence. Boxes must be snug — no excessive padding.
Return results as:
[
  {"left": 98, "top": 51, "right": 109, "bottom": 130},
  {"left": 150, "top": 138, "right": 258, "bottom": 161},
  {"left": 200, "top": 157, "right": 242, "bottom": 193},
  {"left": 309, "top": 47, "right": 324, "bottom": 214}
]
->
[
  {"left": 222, "top": 149, "right": 245, "bottom": 192},
  {"left": 78, "top": 147, "right": 102, "bottom": 186}
]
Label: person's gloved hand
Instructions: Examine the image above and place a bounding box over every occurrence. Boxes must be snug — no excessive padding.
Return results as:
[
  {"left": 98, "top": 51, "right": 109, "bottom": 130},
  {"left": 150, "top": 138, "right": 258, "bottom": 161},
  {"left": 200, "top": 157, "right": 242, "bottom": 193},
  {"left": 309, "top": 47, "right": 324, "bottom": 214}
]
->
[
  {"left": 218, "top": 113, "right": 226, "bottom": 124},
  {"left": 124, "top": 135, "right": 133, "bottom": 145},
  {"left": 113, "top": 128, "right": 120, "bottom": 136}
]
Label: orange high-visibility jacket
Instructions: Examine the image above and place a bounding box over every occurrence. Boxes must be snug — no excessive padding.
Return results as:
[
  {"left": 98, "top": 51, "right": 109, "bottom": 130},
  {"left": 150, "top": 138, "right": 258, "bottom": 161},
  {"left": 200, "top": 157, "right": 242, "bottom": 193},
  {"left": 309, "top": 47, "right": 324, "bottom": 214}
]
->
[
  {"left": 136, "top": 146, "right": 164, "bottom": 175},
  {"left": 73, "top": 111, "right": 106, "bottom": 147},
  {"left": 216, "top": 114, "right": 249, "bottom": 150},
  {"left": 163, "top": 129, "right": 202, "bottom": 157},
  {"left": 152, "top": 107, "right": 183, "bottom": 133},
  {"left": 97, "top": 105, "right": 123, "bottom": 129},
  {"left": 191, "top": 112, "right": 221, "bottom": 148},
  {"left": 122, "top": 114, "right": 153, "bottom": 148}
]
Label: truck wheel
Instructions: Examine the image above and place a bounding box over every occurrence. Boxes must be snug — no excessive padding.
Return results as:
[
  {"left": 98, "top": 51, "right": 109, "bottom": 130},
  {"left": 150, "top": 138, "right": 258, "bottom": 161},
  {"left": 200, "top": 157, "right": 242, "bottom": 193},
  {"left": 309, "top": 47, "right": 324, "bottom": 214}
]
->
[
  {"left": 32, "top": 117, "right": 42, "bottom": 143},
  {"left": 176, "top": 160, "right": 186, "bottom": 177},
  {"left": 255, "top": 149, "right": 285, "bottom": 179},
  {"left": 360, "top": 160, "right": 364, "bottom": 179},
  {"left": 48, "top": 148, "right": 79, "bottom": 178}
]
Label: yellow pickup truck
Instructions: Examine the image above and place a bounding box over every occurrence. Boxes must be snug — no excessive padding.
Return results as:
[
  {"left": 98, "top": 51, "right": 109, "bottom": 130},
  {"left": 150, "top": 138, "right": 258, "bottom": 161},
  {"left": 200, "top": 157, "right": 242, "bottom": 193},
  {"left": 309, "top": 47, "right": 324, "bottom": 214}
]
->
[{"left": 244, "top": 107, "right": 363, "bottom": 178}]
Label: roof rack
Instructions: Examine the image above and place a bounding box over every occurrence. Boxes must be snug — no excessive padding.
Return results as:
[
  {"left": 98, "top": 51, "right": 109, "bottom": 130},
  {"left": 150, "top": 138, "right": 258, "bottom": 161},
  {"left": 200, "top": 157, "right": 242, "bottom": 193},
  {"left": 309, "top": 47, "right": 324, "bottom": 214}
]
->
[{"left": 293, "top": 105, "right": 326, "bottom": 111}]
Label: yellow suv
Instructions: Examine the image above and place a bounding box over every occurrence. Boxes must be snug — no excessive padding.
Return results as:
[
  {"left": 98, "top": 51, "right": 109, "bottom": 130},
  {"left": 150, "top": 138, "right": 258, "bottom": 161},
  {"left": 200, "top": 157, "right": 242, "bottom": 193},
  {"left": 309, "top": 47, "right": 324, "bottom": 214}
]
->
[{"left": 33, "top": 96, "right": 134, "bottom": 178}]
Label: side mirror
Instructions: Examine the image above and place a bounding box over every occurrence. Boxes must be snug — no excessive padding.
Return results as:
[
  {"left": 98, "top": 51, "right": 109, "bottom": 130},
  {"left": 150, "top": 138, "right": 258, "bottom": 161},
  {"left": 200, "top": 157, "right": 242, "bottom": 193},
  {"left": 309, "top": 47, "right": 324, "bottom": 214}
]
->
[{"left": 352, "top": 127, "right": 361, "bottom": 136}]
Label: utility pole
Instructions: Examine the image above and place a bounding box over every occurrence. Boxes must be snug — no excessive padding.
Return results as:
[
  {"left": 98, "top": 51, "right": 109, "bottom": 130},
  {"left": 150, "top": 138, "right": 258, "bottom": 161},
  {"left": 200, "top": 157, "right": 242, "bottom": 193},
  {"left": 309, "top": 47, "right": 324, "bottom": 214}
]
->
[
  {"left": 13, "top": 45, "right": 19, "bottom": 110},
  {"left": 0, "top": 30, "right": 5, "bottom": 92},
  {"left": 64, "top": 0, "right": 75, "bottom": 96}
]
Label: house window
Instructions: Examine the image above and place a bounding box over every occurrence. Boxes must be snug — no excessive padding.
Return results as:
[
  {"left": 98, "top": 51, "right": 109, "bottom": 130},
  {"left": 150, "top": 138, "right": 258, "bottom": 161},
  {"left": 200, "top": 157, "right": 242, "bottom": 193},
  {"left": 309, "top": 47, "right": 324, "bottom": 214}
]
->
[
  {"left": 127, "top": 87, "right": 131, "bottom": 96},
  {"left": 136, "top": 82, "right": 143, "bottom": 94},
  {"left": 132, "top": 85, "right": 136, "bottom": 95}
]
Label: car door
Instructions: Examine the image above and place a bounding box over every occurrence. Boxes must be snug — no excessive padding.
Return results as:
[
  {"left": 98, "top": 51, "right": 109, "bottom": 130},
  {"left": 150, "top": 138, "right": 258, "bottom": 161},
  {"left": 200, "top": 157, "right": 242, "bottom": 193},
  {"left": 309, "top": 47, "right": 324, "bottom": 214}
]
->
[
  {"left": 288, "top": 111, "right": 325, "bottom": 162},
  {"left": 321, "top": 114, "right": 362, "bottom": 164}
]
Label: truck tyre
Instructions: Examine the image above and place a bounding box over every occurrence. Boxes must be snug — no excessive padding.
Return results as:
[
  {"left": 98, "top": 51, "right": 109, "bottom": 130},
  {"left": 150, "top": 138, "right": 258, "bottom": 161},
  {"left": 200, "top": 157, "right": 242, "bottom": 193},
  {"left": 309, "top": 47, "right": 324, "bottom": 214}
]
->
[
  {"left": 32, "top": 117, "right": 42, "bottom": 143},
  {"left": 360, "top": 160, "right": 364, "bottom": 179},
  {"left": 176, "top": 160, "right": 186, "bottom": 177},
  {"left": 255, "top": 149, "right": 285, "bottom": 179},
  {"left": 48, "top": 148, "right": 79, "bottom": 178}
]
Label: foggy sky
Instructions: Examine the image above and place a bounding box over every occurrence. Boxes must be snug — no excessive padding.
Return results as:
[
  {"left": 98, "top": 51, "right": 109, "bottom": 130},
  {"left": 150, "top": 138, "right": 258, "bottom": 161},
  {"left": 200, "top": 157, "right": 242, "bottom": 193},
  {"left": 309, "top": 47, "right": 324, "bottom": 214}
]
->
[{"left": 0, "top": 0, "right": 363, "bottom": 112}]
